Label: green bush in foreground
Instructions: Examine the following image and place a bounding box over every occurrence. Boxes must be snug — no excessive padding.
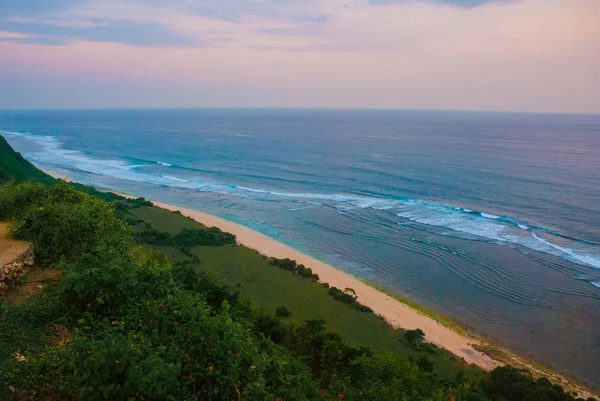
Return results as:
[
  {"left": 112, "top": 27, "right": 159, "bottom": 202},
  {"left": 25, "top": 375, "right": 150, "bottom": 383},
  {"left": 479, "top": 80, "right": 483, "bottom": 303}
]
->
[{"left": 1, "top": 182, "right": 131, "bottom": 265}]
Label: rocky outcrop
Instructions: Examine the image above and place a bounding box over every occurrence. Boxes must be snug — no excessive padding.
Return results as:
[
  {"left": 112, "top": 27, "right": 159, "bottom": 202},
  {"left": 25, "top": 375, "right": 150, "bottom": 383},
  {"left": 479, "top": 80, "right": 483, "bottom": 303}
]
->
[
  {"left": 1, "top": 248, "right": 34, "bottom": 292},
  {"left": 1, "top": 223, "right": 34, "bottom": 292}
]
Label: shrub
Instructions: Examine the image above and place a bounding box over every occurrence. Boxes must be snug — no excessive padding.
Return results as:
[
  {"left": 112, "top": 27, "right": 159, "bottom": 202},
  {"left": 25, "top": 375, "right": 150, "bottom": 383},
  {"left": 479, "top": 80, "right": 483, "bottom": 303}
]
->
[
  {"left": 483, "top": 366, "right": 590, "bottom": 401},
  {"left": 404, "top": 329, "right": 425, "bottom": 348},
  {"left": 358, "top": 304, "right": 373, "bottom": 313},
  {"left": 8, "top": 187, "right": 131, "bottom": 265},
  {"left": 172, "top": 265, "right": 239, "bottom": 310},
  {"left": 268, "top": 259, "right": 320, "bottom": 281},
  {"left": 126, "top": 197, "right": 154, "bottom": 207},
  {"left": 298, "top": 266, "right": 313, "bottom": 278},
  {"left": 134, "top": 227, "right": 236, "bottom": 247},
  {"left": 327, "top": 287, "right": 356, "bottom": 304},
  {"left": 326, "top": 287, "right": 372, "bottom": 313},
  {"left": 276, "top": 306, "right": 291, "bottom": 317},
  {"left": 172, "top": 227, "right": 236, "bottom": 247},
  {"left": 58, "top": 251, "right": 139, "bottom": 315},
  {"left": 0, "top": 181, "right": 84, "bottom": 221},
  {"left": 268, "top": 258, "right": 297, "bottom": 271},
  {"left": 134, "top": 228, "right": 172, "bottom": 245}
]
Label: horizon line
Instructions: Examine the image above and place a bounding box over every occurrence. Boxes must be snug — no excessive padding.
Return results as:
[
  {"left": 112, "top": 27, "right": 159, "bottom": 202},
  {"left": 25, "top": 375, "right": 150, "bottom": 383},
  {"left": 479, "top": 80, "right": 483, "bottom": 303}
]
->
[{"left": 0, "top": 106, "right": 599, "bottom": 117}]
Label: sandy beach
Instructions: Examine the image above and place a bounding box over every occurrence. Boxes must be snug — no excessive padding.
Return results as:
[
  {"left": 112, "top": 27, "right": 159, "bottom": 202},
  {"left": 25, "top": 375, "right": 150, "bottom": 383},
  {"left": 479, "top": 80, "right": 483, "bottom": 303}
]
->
[{"left": 38, "top": 168, "right": 501, "bottom": 370}]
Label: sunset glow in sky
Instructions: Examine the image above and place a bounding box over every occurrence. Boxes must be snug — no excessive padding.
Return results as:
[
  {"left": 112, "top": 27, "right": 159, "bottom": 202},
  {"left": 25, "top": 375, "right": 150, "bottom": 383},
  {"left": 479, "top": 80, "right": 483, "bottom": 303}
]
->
[{"left": 1, "top": 0, "right": 599, "bottom": 112}]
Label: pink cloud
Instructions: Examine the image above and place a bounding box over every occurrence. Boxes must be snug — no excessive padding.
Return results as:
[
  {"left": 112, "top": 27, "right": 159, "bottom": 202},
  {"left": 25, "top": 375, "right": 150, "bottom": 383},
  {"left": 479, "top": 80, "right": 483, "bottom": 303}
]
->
[{"left": 0, "top": 31, "right": 31, "bottom": 39}]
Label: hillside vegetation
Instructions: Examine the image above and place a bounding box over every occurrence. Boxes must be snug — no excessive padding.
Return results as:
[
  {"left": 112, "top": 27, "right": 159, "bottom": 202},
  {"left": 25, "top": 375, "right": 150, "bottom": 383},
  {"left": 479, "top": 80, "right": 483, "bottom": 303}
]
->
[
  {"left": 0, "top": 135, "right": 595, "bottom": 401},
  {"left": 0, "top": 135, "right": 55, "bottom": 185}
]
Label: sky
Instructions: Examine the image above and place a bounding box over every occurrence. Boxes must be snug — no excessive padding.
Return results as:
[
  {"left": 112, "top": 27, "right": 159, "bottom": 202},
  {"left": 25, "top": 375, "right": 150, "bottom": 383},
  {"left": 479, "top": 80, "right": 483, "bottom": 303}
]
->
[{"left": 0, "top": 0, "right": 599, "bottom": 113}]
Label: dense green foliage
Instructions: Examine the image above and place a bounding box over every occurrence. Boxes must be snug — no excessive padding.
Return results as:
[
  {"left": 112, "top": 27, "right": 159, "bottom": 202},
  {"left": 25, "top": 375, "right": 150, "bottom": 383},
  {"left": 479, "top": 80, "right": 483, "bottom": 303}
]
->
[
  {"left": 3, "top": 183, "right": 131, "bottom": 265},
  {"left": 275, "top": 306, "right": 291, "bottom": 317},
  {"left": 268, "top": 257, "right": 320, "bottom": 281},
  {"left": 0, "top": 148, "right": 595, "bottom": 401},
  {"left": 134, "top": 227, "right": 236, "bottom": 247},
  {"left": 484, "top": 367, "right": 597, "bottom": 401},
  {"left": 327, "top": 286, "right": 374, "bottom": 313},
  {"left": 405, "top": 329, "right": 426, "bottom": 348},
  {"left": 0, "top": 135, "right": 56, "bottom": 185}
]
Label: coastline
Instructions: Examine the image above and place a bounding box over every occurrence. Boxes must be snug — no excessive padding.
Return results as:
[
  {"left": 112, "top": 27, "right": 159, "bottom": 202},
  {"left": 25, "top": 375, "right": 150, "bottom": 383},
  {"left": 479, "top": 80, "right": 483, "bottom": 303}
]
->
[
  {"left": 40, "top": 169, "right": 500, "bottom": 368},
  {"left": 38, "top": 169, "right": 600, "bottom": 397},
  {"left": 40, "top": 169, "right": 499, "bottom": 369}
]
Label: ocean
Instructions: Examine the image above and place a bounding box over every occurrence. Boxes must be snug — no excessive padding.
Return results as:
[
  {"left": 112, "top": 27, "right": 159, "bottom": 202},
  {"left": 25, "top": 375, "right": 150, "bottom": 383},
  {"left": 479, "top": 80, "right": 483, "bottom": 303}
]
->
[{"left": 1, "top": 108, "right": 599, "bottom": 387}]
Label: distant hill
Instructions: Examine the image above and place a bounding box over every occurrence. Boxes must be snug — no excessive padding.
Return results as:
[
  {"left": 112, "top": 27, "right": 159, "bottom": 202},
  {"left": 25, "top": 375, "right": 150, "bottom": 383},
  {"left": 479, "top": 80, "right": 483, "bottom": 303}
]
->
[{"left": 0, "top": 135, "right": 55, "bottom": 184}]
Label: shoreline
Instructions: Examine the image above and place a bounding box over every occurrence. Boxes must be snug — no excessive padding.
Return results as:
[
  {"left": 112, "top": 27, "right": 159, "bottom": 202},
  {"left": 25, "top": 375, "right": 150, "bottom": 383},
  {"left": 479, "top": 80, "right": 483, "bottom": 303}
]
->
[
  {"left": 38, "top": 169, "right": 501, "bottom": 369},
  {"left": 142, "top": 201, "right": 600, "bottom": 398}
]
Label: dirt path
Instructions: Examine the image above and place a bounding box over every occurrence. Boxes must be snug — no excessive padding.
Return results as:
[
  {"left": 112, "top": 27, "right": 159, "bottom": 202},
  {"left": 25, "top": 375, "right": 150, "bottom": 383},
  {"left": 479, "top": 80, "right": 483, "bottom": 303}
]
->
[{"left": 0, "top": 224, "right": 30, "bottom": 267}]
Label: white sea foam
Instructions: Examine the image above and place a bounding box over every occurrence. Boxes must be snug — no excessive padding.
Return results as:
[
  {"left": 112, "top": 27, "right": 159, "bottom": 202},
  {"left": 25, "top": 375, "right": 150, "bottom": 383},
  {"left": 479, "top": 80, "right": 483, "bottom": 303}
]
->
[
  {"left": 0, "top": 130, "right": 26, "bottom": 137},
  {"left": 157, "top": 161, "right": 172, "bottom": 167},
  {"left": 162, "top": 175, "right": 188, "bottom": 182},
  {"left": 532, "top": 233, "right": 600, "bottom": 269},
  {"left": 300, "top": 201, "right": 324, "bottom": 206},
  {"left": 394, "top": 202, "right": 600, "bottom": 270},
  {"left": 350, "top": 198, "right": 400, "bottom": 210},
  {"left": 481, "top": 212, "right": 501, "bottom": 219}
]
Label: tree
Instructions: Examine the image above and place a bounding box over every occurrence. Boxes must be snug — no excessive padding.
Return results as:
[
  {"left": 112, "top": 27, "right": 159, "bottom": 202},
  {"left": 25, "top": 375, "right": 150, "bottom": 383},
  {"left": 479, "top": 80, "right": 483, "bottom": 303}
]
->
[
  {"left": 276, "top": 306, "right": 291, "bottom": 317},
  {"left": 404, "top": 328, "right": 425, "bottom": 348}
]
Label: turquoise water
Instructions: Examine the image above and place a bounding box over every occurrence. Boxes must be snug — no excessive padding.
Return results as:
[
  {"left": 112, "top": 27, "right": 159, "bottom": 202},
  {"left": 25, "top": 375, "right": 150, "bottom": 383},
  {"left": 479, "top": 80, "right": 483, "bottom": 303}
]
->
[{"left": 1, "top": 109, "right": 599, "bottom": 386}]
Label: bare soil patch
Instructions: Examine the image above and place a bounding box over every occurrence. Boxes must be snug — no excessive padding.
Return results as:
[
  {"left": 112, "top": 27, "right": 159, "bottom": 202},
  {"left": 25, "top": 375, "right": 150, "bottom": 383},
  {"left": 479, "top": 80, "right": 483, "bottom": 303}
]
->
[{"left": 2, "top": 268, "right": 62, "bottom": 304}]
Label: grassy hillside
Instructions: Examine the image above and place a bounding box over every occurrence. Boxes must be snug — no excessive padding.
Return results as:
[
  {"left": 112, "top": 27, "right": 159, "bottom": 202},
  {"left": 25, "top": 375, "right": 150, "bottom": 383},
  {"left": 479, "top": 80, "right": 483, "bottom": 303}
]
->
[
  {"left": 0, "top": 135, "right": 55, "bottom": 185},
  {"left": 126, "top": 204, "right": 475, "bottom": 379}
]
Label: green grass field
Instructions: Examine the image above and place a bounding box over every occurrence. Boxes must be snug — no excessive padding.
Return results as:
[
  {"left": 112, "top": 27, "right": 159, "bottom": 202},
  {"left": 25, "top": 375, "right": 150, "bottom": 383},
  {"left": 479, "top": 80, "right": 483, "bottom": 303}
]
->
[
  {"left": 129, "top": 205, "right": 483, "bottom": 380},
  {"left": 129, "top": 206, "right": 205, "bottom": 234}
]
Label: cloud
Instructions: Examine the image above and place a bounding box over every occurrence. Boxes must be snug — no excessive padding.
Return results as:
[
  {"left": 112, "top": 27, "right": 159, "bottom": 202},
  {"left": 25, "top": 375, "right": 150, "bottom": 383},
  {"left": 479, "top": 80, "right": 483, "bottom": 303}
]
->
[
  {"left": 259, "top": 26, "right": 329, "bottom": 37},
  {"left": 0, "top": 19, "right": 200, "bottom": 47},
  {"left": 0, "top": 31, "right": 31, "bottom": 39},
  {"left": 291, "top": 13, "right": 335, "bottom": 23},
  {"left": 369, "top": 0, "right": 511, "bottom": 7},
  {"left": 0, "top": 0, "right": 340, "bottom": 48},
  {"left": 0, "top": 0, "right": 82, "bottom": 15}
]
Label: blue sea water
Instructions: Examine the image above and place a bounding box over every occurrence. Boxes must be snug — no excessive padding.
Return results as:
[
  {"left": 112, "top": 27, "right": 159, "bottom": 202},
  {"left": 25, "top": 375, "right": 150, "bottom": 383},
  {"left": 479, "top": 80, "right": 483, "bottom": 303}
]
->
[{"left": 1, "top": 109, "right": 599, "bottom": 386}]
